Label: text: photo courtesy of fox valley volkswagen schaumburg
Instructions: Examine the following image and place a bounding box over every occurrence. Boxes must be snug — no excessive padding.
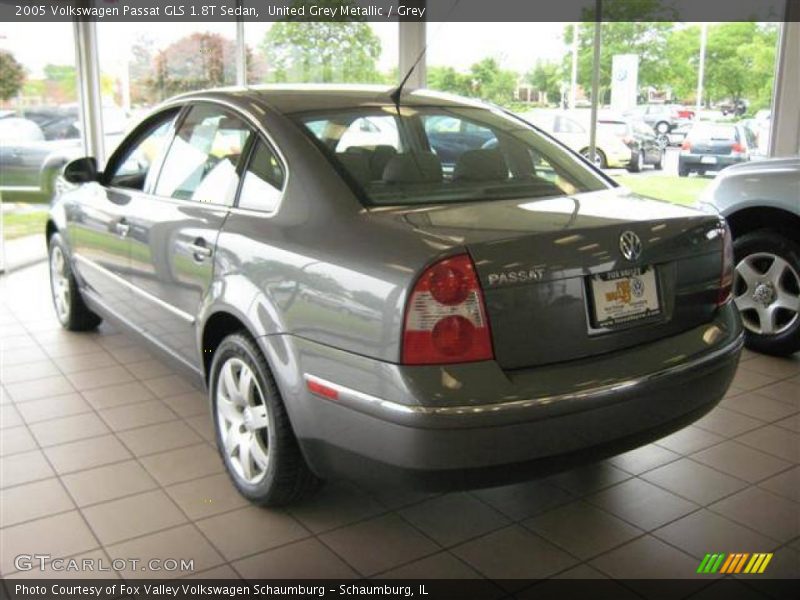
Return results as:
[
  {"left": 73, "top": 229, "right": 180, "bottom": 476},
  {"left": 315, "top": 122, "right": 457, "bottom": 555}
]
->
[{"left": 0, "top": 0, "right": 798, "bottom": 598}]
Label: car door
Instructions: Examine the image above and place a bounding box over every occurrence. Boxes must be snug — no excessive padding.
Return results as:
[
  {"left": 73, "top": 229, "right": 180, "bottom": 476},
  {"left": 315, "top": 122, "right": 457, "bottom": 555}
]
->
[
  {"left": 124, "top": 102, "right": 254, "bottom": 367},
  {"left": 68, "top": 108, "right": 179, "bottom": 317}
]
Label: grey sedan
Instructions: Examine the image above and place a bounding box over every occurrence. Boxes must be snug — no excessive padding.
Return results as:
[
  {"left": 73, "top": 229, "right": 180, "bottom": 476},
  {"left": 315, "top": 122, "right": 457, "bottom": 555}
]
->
[
  {"left": 47, "top": 87, "right": 742, "bottom": 505},
  {"left": 702, "top": 157, "right": 800, "bottom": 356}
]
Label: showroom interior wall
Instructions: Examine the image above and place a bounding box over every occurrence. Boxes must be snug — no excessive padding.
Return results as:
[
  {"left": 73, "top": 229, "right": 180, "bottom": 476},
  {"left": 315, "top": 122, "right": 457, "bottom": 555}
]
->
[{"left": 68, "top": 18, "right": 800, "bottom": 164}]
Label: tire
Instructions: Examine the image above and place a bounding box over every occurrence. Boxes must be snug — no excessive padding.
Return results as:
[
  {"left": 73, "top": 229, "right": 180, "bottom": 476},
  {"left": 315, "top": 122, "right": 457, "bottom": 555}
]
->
[
  {"left": 655, "top": 121, "right": 670, "bottom": 134},
  {"left": 678, "top": 165, "right": 689, "bottom": 177},
  {"left": 732, "top": 230, "right": 800, "bottom": 356},
  {"left": 48, "top": 232, "right": 102, "bottom": 331},
  {"left": 580, "top": 148, "right": 607, "bottom": 169},
  {"left": 627, "top": 150, "right": 643, "bottom": 173},
  {"left": 654, "top": 152, "right": 664, "bottom": 170},
  {"left": 210, "top": 333, "right": 321, "bottom": 506}
]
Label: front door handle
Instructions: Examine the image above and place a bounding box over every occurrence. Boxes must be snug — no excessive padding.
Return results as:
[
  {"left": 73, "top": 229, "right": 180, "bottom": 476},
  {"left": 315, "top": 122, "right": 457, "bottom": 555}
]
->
[
  {"left": 189, "top": 238, "right": 213, "bottom": 262},
  {"left": 115, "top": 219, "right": 130, "bottom": 237}
]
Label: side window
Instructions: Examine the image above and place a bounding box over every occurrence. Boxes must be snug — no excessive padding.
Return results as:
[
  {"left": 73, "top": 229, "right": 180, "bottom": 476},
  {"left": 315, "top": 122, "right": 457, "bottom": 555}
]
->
[
  {"left": 238, "top": 139, "right": 285, "bottom": 213},
  {"left": 155, "top": 104, "right": 253, "bottom": 205},
  {"left": 106, "top": 111, "right": 177, "bottom": 191}
]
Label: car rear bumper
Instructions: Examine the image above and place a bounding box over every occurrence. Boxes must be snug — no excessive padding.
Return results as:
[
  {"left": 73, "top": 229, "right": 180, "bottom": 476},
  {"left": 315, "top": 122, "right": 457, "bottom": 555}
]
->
[
  {"left": 679, "top": 154, "right": 748, "bottom": 170},
  {"left": 278, "top": 303, "right": 742, "bottom": 490}
]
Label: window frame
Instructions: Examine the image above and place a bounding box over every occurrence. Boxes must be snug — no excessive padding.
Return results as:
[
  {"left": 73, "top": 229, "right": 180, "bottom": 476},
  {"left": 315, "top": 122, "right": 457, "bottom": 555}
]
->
[
  {"left": 150, "top": 102, "right": 257, "bottom": 207},
  {"left": 234, "top": 134, "right": 287, "bottom": 214},
  {"left": 101, "top": 106, "right": 182, "bottom": 193}
]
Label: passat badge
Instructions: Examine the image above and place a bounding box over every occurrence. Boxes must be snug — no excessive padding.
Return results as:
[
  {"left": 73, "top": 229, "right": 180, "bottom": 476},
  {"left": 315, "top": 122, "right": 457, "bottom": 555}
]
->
[{"left": 619, "top": 230, "right": 642, "bottom": 261}]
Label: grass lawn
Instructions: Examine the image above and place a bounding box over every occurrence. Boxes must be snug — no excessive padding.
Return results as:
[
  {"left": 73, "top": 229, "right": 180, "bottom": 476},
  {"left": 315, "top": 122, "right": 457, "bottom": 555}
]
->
[
  {"left": 612, "top": 175, "right": 712, "bottom": 206},
  {"left": 2, "top": 211, "right": 48, "bottom": 240}
]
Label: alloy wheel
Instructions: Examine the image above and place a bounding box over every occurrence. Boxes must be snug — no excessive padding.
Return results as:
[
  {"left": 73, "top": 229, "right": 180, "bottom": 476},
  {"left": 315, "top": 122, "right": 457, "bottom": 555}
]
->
[
  {"left": 216, "top": 357, "right": 271, "bottom": 484},
  {"left": 50, "top": 245, "right": 70, "bottom": 323},
  {"left": 734, "top": 252, "right": 800, "bottom": 335}
]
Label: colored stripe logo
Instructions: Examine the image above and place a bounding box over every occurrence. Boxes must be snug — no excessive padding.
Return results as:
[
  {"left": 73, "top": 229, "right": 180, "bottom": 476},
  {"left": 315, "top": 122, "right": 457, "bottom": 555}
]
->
[{"left": 697, "top": 552, "right": 773, "bottom": 574}]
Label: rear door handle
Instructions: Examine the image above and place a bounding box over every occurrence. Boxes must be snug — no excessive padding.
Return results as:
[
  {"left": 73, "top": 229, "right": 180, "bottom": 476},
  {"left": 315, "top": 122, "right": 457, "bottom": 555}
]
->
[{"left": 189, "top": 238, "right": 213, "bottom": 262}]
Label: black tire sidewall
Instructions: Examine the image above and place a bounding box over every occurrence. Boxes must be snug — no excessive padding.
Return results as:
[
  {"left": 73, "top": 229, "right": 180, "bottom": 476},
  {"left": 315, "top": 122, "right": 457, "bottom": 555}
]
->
[{"left": 733, "top": 230, "right": 800, "bottom": 356}]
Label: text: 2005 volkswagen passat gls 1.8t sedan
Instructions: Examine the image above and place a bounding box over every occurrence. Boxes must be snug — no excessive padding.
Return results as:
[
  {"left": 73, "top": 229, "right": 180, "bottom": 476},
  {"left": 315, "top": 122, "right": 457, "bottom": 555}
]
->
[{"left": 47, "top": 86, "right": 743, "bottom": 506}]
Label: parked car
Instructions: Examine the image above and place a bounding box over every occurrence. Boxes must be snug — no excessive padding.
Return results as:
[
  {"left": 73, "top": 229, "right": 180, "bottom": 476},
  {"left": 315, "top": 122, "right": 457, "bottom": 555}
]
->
[
  {"left": 598, "top": 116, "right": 664, "bottom": 172},
  {"left": 47, "top": 86, "right": 742, "bottom": 505},
  {"left": 679, "top": 122, "right": 755, "bottom": 177},
  {"left": 522, "top": 110, "right": 633, "bottom": 169},
  {"left": 719, "top": 99, "right": 749, "bottom": 117},
  {"left": 623, "top": 104, "right": 690, "bottom": 135},
  {"left": 701, "top": 158, "right": 800, "bottom": 355},
  {"left": 0, "top": 106, "right": 126, "bottom": 199}
]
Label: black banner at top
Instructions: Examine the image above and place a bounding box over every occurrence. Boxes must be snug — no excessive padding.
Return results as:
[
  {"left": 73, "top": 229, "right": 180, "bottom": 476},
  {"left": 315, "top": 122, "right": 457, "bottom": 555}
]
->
[{"left": 0, "top": 0, "right": 796, "bottom": 23}]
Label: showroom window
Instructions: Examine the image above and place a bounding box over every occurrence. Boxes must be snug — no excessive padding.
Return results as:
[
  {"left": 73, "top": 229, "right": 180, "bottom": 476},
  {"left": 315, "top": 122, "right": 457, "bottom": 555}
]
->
[
  {"left": 244, "top": 22, "right": 398, "bottom": 84},
  {"left": 0, "top": 22, "right": 81, "bottom": 191},
  {"left": 237, "top": 139, "right": 285, "bottom": 213},
  {"left": 154, "top": 104, "right": 253, "bottom": 206},
  {"left": 96, "top": 23, "right": 239, "bottom": 155}
]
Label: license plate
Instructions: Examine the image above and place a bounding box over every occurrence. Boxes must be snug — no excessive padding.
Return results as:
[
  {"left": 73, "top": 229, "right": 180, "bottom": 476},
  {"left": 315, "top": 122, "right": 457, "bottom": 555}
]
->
[
  {"left": 590, "top": 267, "right": 661, "bottom": 328},
  {"left": 701, "top": 156, "right": 718, "bottom": 164}
]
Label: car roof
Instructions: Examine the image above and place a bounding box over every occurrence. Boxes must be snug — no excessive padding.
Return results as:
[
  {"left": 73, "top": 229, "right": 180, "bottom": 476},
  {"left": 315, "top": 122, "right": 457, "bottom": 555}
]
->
[{"left": 171, "top": 84, "right": 490, "bottom": 116}]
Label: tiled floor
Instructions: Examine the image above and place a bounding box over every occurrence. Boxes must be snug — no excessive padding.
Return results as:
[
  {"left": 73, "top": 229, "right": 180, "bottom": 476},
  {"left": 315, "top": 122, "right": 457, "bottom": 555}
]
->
[{"left": 1, "top": 263, "right": 799, "bottom": 583}]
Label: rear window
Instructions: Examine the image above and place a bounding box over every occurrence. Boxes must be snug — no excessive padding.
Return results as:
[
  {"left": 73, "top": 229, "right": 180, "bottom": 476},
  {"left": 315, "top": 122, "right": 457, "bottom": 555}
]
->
[
  {"left": 599, "top": 121, "right": 629, "bottom": 137},
  {"left": 688, "top": 123, "right": 737, "bottom": 141},
  {"left": 295, "top": 106, "right": 608, "bottom": 206}
]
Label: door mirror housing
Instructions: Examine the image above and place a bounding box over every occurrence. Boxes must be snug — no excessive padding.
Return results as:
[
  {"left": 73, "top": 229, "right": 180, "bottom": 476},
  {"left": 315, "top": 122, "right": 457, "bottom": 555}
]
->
[{"left": 63, "top": 157, "right": 98, "bottom": 184}]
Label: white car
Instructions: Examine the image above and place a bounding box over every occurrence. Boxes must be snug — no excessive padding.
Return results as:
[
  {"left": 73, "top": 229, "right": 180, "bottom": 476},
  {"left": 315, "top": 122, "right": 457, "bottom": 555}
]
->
[{"left": 522, "top": 110, "right": 634, "bottom": 169}]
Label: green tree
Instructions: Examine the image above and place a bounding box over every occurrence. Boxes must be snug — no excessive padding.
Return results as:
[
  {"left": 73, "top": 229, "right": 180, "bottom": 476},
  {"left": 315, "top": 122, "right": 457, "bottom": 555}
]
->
[
  {"left": 43, "top": 64, "right": 77, "bottom": 102},
  {"left": 260, "top": 0, "right": 381, "bottom": 83},
  {"left": 526, "top": 60, "right": 563, "bottom": 104},
  {"left": 0, "top": 50, "right": 25, "bottom": 101},
  {"left": 469, "top": 58, "right": 518, "bottom": 105},
  {"left": 566, "top": 20, "right": 674, "bottom": 104},
  {"left": 427, "top": 66, "right": 471, "bottom": 96},
  {"left": 703, "top": 23, "right": 778, "bottom": 109},
  {"left": 149, "top": 32, "right": 238, "bottom": 98}
]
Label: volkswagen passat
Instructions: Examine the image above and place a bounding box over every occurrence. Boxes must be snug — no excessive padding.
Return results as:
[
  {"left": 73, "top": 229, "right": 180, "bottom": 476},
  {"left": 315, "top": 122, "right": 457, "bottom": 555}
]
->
[{"left": 47, "top": 86, "right": 743, "bottom": 505}]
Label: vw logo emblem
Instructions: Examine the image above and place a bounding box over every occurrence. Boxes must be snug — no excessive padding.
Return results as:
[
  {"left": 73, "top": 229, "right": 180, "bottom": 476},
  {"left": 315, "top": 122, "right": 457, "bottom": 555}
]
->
[{"left": 619, "top": 230, "right": 642, "bottom": 261}]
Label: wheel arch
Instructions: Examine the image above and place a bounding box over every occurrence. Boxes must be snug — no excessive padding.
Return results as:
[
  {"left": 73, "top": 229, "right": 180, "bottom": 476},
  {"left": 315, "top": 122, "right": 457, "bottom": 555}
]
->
[{"left": 726, "top": 206, "right": 800, "bottom": 246}]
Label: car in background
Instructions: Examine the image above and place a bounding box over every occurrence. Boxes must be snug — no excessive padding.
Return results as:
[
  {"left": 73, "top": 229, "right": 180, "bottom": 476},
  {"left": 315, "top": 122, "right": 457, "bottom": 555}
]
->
[
  {"left": 623, "top": 104, "right": 691, "bottom": 135},
  {"left": 47, "top": 86, "right": 742, "bottom": 505},
  {"left": 0, "top": 106, "right": 127, "bottom": 199},
  {"left": 701, "top": 158, "right": 800, "bottom": 355},
  {"left": 598, "top": 116, "right": 664, "bottom": 172},
  {"left": 522, "top": 110, "right": 633, "bottom": 169},
  {"left": 678, "top": 122, "right": 755, "bottom": 177}
]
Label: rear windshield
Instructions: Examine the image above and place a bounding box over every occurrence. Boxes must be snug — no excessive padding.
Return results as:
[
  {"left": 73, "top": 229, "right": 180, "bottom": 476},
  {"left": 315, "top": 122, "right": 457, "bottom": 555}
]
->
[
  {"left": 599, "top": 121, "right": 630, "bottom": 137},
  {"left": 294, "top": 106, "right": 609, "bottom": 206},
  {"left": 688, "top": 123, "right": 738, "bottom": 141}
]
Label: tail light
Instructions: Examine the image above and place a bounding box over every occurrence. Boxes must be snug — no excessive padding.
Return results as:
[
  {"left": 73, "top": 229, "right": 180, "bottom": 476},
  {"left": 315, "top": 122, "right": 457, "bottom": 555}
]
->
[
  {"left": 717, "top": 223, "right": 734, "bottom": 306},
  {"left": 402, "top": 254, "right": 494, "bottom": 365},
  {"left": 681, "top": 140, "right": 692, "bottom": 152},
  {"left": 731, "top": 142, "right": 746, "bottom": 155},
  {"left": 622, "top": 135, "right": 634, "bottom": 146}
]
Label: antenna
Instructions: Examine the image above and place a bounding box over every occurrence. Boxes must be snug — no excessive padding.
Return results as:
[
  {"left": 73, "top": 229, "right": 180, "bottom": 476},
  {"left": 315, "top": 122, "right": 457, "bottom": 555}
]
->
[{"left": 388, "top": 0, "right": 463, "bottom": 111}]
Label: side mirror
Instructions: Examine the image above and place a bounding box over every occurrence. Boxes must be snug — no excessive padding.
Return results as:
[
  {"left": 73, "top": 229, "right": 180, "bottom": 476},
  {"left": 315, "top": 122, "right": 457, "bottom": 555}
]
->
[{"left": 63, "top": 157, "right": 98, "bottom": 185}]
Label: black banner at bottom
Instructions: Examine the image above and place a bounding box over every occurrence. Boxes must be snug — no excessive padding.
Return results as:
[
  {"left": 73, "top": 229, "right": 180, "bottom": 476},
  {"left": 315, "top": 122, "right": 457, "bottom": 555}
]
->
[{"left": 1, "top": 579, "right": 798, "bottom": 600}]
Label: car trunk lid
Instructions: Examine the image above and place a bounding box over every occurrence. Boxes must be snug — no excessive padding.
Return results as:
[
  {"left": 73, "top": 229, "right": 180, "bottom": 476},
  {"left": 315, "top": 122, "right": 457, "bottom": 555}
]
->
[{"left": 376, "top": 189, "right": 725, "bottom": 370}]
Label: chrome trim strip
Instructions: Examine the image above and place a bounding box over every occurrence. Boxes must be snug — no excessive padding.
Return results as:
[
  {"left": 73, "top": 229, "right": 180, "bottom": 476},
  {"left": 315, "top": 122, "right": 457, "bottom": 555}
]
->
[
  {"left": 304, "top": 334, "right": 743, "bottom": 422},
  {"left": 82, "top": 287, "right": 202, "bottom": 376},
  {"left": 73, "top": 254, "right": 195, "bottom": 324}
]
